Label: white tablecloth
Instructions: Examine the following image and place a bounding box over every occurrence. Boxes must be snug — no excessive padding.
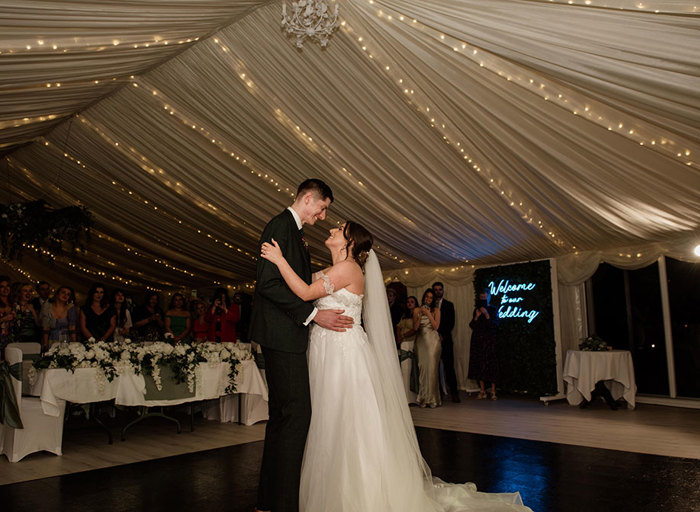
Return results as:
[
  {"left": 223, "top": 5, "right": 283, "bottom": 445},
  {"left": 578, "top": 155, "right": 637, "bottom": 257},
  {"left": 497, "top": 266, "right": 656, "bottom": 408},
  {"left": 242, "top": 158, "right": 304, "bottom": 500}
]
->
[
  {"left": 202, "top": 366, "right": 269, "bottom": 426},
  {"left": 563, "top": 350, "right": 637, "bottom": 409},
  {"left": 30, "top": 359, "right": 267, "bottom": 418}
]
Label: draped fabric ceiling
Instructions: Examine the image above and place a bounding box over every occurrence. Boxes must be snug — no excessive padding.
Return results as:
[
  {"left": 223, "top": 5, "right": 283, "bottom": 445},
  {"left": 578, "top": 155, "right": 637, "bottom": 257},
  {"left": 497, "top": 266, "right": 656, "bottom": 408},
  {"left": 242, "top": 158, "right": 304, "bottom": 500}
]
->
[{"left": 1, "top": 0, "right": 699, "bottom": 292}]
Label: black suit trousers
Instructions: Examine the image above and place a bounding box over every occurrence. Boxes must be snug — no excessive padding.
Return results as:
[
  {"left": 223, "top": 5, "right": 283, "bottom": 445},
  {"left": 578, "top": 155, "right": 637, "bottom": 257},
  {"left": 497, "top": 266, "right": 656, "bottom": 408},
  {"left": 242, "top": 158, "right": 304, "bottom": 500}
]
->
[
  {"left": 257, "top": 346, "right": 312, "bottom": 512},
  {"left": 441, "top": 337, "right": 459, "bottom": 394}
]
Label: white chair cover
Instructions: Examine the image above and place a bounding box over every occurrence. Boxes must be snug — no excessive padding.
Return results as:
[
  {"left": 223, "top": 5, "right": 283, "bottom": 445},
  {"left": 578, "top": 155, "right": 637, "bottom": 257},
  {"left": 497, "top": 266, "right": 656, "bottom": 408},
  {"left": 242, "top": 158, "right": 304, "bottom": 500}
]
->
[
  {"left": 7, "top": 342, "right": 41, "bottom": 394},
  {"left": 1, "top": 345, "right": 66, "bottom": 463}
]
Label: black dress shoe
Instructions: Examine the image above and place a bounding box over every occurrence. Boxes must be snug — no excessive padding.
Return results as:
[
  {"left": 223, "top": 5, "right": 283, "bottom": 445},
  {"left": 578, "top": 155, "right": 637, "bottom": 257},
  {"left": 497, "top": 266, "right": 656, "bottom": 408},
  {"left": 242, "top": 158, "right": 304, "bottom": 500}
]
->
[{"left": 451, "top": 392, "right": 461, "bottom": 403}]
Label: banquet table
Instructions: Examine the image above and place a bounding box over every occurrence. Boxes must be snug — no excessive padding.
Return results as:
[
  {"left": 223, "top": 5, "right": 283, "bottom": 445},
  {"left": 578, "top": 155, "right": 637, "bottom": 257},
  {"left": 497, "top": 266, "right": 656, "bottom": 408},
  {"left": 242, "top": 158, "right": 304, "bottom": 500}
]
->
[
  {"left": 30, "top": 359, "right": 268, "bottom": 418},
  {"left": 563, "top": 350, "right": 637, "bottom": 409}
]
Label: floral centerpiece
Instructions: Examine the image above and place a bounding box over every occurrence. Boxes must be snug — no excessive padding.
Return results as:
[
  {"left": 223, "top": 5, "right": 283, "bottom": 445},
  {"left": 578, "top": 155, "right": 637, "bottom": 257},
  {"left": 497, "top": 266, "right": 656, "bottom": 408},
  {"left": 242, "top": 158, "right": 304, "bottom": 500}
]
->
[
  {"left": 30, "top": 339, "right": 253, "bottom": 394},
  {"left": 196, "top": 342, "right": 253, "bottom": 394},
  {"left": 578, "top": 335, "right": 610, "bottom": 351}
]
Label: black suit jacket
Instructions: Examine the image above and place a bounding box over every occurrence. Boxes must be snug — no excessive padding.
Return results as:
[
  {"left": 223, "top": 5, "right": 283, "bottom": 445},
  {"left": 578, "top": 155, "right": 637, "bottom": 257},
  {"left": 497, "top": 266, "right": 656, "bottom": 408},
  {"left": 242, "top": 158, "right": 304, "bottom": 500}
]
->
[
  {"left": 438, "top": 298, "right": 455, "bottom": 343},
  {"left": 249, "top": 210, "right": 315, "bottom": 353},
  {"left": 235, "top": 299, "right": 252, "bottom": 342}
]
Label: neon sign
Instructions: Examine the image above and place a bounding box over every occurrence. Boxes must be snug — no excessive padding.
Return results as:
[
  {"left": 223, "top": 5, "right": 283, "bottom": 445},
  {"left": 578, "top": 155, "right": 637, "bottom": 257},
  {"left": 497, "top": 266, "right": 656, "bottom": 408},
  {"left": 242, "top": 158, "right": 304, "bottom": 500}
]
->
[{"left": 488, "top": 279, "right": 540, "bottom": 324}]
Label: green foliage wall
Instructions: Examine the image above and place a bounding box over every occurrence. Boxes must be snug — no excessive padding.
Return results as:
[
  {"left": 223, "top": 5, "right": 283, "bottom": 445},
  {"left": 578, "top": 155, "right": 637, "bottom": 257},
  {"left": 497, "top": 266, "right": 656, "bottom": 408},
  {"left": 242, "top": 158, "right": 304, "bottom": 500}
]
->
[{"left": 474, "top": 260, "right": 557, "bottom": 396}]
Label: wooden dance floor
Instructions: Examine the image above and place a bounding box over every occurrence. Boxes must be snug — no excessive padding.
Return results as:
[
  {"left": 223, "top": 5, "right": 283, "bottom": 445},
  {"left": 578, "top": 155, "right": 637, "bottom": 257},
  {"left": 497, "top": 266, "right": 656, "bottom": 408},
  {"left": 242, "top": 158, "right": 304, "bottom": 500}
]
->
[{"left": 2, "top": 397, "right": 699, "bottom": 511}]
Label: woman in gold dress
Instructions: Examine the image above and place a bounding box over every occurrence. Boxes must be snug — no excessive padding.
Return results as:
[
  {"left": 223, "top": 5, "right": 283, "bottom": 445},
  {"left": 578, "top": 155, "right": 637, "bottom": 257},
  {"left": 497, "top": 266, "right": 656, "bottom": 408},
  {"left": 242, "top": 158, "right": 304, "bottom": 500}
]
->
[{"left": 414, "top": 289, "right": 441, "bottom": 408}]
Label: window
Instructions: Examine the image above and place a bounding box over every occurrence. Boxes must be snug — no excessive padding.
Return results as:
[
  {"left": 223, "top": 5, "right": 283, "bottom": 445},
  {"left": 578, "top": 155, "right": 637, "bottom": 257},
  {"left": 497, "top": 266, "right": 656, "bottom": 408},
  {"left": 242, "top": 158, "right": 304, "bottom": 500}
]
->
[
  {"left": 589, "top": 263, "right": 667, "bottom": 395},
  {"left": 666, "top": 258, "right": 700, "bottom": 398}
]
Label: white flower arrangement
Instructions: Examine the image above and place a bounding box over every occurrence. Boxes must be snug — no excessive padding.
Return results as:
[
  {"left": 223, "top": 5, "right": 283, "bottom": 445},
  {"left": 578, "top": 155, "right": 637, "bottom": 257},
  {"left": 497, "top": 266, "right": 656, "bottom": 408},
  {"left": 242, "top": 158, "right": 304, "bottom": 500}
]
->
[{"left": 31, "top": 340, "right": 251, "bottom": 394}]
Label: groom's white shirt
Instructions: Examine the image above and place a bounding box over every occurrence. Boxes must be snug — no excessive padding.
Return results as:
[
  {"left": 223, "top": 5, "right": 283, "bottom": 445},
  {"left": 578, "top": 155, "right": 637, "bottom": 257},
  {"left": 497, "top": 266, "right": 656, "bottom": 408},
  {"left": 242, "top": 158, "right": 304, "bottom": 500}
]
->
[{"left": 287, "top": 207, "right": 317, "bottom": 326}]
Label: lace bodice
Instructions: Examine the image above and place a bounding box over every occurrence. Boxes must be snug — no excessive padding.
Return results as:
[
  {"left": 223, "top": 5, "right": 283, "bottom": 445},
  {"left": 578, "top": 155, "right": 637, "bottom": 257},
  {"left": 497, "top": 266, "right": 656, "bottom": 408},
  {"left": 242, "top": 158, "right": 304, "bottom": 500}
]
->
[{"left": 314, "top": 288, "right": 364, "bottom": 325}]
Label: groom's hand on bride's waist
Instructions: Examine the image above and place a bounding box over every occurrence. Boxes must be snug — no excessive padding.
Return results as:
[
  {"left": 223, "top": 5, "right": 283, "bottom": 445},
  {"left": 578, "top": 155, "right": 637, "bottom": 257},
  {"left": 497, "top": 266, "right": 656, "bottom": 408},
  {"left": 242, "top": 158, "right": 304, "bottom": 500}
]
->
[{"left": 313, "top": 309, "right": 353, "bottom": 331}]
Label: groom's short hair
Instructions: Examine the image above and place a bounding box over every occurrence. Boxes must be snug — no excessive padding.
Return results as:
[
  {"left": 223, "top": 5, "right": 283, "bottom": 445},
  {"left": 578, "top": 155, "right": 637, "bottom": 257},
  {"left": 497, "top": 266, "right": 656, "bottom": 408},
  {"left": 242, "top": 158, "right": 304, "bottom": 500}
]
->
[{"left": 297, "top": 178, "right": 334, "bottom": 203}]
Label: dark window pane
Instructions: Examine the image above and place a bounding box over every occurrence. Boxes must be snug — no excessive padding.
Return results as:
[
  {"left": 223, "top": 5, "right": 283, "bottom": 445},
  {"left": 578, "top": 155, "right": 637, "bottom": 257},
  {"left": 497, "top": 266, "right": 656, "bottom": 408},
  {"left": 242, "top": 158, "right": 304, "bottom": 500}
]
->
[
  {"left": 666, "top": 257, "right": 700, "bottom": 398},
  {"left": 590, "top": 263, "right": 668, "bottom": 395}
]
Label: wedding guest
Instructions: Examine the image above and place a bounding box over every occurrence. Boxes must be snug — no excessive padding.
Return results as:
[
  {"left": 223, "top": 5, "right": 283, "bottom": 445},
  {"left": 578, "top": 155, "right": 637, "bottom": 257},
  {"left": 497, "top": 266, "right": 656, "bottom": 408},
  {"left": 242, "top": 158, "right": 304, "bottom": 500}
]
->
[
  {"left": 12, "top": 282, "right": 40, "bottom": 342},
  {"left": 192, "top": 301, "right": 209, "bottom": 341},
  {"left": 396, "top": 295, "right": 419, "bottom": 403},
  {"left": 0, "top": 276, "right": 14, "bottom": 357},
  {"left": 414, "top": 288, "right": 442, "bottom": 408},
  {"left": 111, "top": 289, "right": 133, "bottom": 342},
  {"left": 41, "top": 286, "right": 77, "bottom": 349},
  {"left": 386, "top": 287, "right": 403, "bottom": 336},
  {"left": 132, "top": 292, "right": 164, "bottom": 341},
  {"left": 205, "top": 288, "right": 239, "bottom": 343},
  {"left": 31, "top": 280, "right": 51, "bottom": 313},
  {"left": 433, "top": 281, "right": 460, "bottom": 403},
  {"left": 165, "top": 292, "right": 191, "bottom": 343},
  {"left": 232, "top": 291, "right": 252, "bottom": 342},
  {"left": 468, "top": 289, "right": 499, "bottom": 400},
  {"left": 79, "top": 283, "right": 116, "bottom": 342}
]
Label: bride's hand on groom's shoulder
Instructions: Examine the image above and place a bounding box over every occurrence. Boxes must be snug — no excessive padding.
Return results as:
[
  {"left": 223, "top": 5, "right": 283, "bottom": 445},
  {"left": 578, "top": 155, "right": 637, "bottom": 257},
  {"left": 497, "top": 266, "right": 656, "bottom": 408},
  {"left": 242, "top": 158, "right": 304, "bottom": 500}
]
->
[{"left": 260, "top": 239, "right": 283, "bottom": 264}]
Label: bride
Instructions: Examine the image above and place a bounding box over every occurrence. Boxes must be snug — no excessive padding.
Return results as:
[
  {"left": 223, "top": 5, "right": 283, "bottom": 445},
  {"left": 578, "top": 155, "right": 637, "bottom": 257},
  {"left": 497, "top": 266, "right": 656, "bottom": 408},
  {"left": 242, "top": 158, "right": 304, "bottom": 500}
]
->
[{"left": 260, "top": 221, "right": 532, "bottom": 512}]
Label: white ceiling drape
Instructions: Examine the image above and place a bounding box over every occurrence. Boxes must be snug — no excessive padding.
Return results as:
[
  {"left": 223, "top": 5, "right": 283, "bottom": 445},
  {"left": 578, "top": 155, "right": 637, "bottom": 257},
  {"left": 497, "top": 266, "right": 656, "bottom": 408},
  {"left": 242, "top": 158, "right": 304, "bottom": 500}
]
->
[{"left": 2, "top": 0, "right": 699, "bottom": 290}]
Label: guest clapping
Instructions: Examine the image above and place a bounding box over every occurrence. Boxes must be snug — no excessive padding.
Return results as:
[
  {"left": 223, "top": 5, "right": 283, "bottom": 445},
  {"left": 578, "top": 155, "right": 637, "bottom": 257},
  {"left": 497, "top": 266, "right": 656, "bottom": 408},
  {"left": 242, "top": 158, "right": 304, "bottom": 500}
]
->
[
  {"left": 205, "top": 288, "right": 239, "bottom": 343},
  {"left": 165, "top": 293, "right": 191, "bottom": 343},
  {"left": 41, "top": 286, "right": 77, "bottom": 349},
  {"left": 468, "top": 289, "right": 499, "bottom": 400},
  {"left": 414, "top": 288, "right": 441, "bottom": 408},
  {"left": 111, "top": 289, "right": 133, "bottom": 342},
  {"left": 133, "top": 292, "right": 164, "bottom": 341},
  {"left": 79, "top": 283, "right": 116, "bottom": 342}
]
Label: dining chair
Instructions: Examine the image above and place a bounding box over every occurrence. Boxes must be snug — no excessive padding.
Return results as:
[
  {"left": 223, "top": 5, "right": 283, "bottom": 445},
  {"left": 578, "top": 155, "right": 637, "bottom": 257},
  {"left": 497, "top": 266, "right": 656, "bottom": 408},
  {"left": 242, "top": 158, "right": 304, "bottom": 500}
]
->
[{"left": 1, "top": 344, "right": 66, "bottom": 462}]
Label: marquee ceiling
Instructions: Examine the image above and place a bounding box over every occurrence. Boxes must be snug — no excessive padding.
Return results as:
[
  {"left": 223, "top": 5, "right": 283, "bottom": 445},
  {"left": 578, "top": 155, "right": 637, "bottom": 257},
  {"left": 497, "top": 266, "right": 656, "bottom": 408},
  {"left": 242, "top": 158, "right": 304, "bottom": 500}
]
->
[{"left": 1, "top": 0, "right": 699, "bottom": 291}]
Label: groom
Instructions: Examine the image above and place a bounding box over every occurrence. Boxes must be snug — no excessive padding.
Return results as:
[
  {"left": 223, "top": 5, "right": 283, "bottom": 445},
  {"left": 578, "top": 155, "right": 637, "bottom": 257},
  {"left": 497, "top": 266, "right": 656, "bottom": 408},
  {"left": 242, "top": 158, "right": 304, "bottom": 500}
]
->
[{"left": 250, "top": 178, "right": 352, "bottom": 512}]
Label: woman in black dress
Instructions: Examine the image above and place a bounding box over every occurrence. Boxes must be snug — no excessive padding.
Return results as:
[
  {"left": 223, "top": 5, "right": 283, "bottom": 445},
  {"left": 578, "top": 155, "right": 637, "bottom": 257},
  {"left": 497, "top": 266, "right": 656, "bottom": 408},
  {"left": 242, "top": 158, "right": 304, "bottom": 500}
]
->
[
  {"left": 79, "top": 283, "right": 116, "bottom": 342},
  {"left": 468, "top": 289, "right": 499, "bottom": 400}
]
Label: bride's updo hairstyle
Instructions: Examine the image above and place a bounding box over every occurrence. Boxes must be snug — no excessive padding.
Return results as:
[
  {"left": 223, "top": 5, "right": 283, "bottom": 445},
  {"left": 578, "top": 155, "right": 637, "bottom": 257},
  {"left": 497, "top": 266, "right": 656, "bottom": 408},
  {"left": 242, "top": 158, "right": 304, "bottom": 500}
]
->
[{"left": 343, "top": 221, "right": 373, "bottom": 269}]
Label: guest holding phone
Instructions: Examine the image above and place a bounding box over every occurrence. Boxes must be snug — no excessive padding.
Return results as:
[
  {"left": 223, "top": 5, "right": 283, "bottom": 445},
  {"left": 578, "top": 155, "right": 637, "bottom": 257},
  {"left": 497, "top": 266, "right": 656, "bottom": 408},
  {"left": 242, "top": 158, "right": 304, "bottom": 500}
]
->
[
  {"left": 468, "top": 289, "right": 499, "bottom": 400},
  {"left": 205, "top": 288, "right": 239, "bottom": 343},
  {"left": 414, "top": 288, "right": 441, "bottom": 408}
]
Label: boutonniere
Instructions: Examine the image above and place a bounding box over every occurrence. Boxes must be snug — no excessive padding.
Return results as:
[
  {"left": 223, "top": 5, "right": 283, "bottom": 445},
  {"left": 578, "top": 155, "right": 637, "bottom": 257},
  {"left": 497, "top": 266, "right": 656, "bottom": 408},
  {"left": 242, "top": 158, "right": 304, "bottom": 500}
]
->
[{"left": 301, "top": 235, "right": 309, "bottom": 250}]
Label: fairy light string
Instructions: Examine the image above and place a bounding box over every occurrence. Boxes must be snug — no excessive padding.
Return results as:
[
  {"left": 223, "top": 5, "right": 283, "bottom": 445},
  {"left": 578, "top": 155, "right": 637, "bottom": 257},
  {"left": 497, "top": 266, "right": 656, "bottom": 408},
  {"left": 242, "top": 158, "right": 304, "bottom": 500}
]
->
[
  {"left": 4, "top": 156, "right": 238, "bottom": 289},
  {"left": 340, "top": 18, "right": 574, "bottom": 250},
  {"left": 39, "top": 129, "right": 259, "bottom": 266},
  {"left": 207, "top": 36, "right": 417, "bottom": 266},
  {"left": 360, "top": 1, "right": 695, "bottom": 168}
]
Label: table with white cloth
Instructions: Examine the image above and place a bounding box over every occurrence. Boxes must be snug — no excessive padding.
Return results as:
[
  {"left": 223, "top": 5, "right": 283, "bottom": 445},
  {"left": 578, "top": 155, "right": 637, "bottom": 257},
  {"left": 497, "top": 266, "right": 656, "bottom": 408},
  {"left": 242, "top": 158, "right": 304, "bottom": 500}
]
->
[
  {"left": 30, "top": 359, "right": 268, "bottom": 421},
  {"left": 563, "top": 349, "right": 637, "bottom": 409},
  {"left": 201, "top": 368, "right": 269, "bottom": 426}
]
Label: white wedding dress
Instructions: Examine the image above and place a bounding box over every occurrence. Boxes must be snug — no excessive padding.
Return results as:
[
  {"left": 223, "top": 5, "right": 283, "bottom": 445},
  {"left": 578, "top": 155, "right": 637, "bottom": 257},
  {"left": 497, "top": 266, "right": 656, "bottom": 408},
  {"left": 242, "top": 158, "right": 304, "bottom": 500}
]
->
[{"left": 298, "top": 251, "right": 533, "bottom": 512}]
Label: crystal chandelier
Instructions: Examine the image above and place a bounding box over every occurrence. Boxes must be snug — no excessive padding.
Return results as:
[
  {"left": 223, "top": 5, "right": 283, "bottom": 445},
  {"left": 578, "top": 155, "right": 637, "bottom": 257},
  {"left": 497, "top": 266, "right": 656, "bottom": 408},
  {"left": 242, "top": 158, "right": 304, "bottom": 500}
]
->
[{"left": 281, "top": 1, "right": 340, "bottom": 48}]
